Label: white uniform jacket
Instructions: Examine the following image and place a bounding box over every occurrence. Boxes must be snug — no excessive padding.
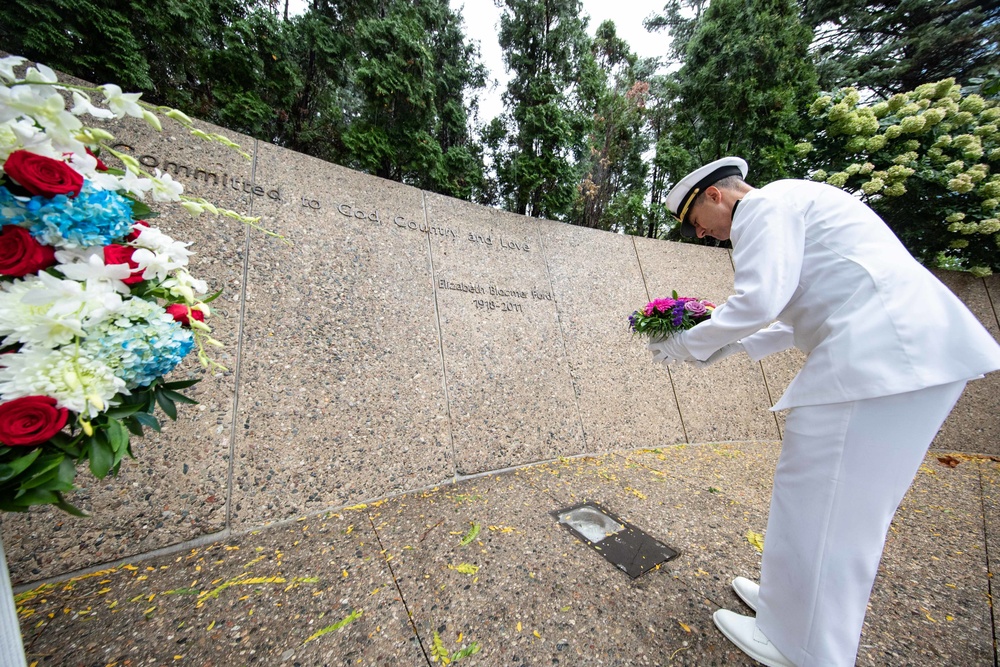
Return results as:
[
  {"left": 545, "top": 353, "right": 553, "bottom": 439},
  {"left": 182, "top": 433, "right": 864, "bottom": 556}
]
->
[{"left": 682, "top": 179, "right": 1000, "bottom": 411}]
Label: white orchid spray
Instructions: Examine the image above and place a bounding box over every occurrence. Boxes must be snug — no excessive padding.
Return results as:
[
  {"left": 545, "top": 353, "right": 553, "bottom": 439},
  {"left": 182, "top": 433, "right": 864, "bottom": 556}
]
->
[{"left": 0, "top": 56, "right": 273, "bottom": 515}]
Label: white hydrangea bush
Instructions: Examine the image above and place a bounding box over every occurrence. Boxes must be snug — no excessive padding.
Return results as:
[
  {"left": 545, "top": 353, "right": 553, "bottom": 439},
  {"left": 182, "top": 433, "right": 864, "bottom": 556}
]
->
[{"left": 797, "top": 78, "right": 1000, "bottom": 277}]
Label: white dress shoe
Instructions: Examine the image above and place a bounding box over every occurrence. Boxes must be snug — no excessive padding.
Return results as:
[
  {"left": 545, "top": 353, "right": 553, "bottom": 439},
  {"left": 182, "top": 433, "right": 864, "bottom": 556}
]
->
[
  {"left": 713, "top": 609, "right": 796, "bottom": 667},
  {"left": 732, "top": 576, "right": 759, "bottom": 612}
]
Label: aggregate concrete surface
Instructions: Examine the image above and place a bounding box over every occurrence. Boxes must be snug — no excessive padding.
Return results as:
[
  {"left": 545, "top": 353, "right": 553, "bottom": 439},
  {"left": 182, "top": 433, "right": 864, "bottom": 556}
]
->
[{"left": 12, "top": 442, "right": 998, "bottom": 667}]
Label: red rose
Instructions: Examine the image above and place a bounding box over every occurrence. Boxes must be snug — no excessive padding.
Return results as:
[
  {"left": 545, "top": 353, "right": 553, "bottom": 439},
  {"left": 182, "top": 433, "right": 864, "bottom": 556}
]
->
[
  {"left": 103, "top": 244, "right": 144, "bottom": 284},
  {"left": 126, "top": 220, "right": 149, "bottom": 242},
  {"left": 85, "top": 147, "right": 109, "bottom": 172},
  {"left": 0, "top": 396, "right": 69, "bottom": 447},
  {"left": 0, "top": 225, "right": 56, "bottom": 277},
  {"left": 3, "top": 150, "right": 84, "bottom": 198},
  {"left": 166, "top": 304, "right": 205, "bottom": 327}
]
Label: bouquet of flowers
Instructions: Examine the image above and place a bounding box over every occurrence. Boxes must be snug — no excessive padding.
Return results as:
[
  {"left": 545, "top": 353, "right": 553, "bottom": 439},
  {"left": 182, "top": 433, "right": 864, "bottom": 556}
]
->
[
  {"left": 628, "top": 291, "right": 716, "bottom": 339},
  {"left": 0, "top": 56, "right": 268, "bottom": 515}
]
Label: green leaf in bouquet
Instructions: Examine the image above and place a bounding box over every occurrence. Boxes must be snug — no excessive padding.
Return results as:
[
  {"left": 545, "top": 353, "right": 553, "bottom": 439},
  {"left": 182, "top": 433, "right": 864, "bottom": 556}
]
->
[
  {"left": 11, "top": 488, "right": 60, "bottom": 508},
  {"left": 105, "top": 403, "right": 144, "bottom": 419},
  {"left": 28, "top": 458, "right": 76, "bottom": 493},
  {"left": 127, "top": 199, "right": 156, "bottom": 219},
  {"left": 155, "top": 389, "right": 178, "bottom": 420},
  {"left": 123, "top": 416, "right": 145, "bottom": 437},
  {"left": 162, "top": 378, "right": 201, "bottom": 390},
  {"left": 0, "top": 448, "right": 42, "bottom": 483},
  {"left": 53, "top": 492, "right": 89, "bottom": 517},
  {"left": 133, "top": 411, "right": 161, "bottom": 432},
  {"left": 48, "top": 431, "right": 83, "bottom": 457},
  {"left": 106, "top": 418, "right": 130, "bottom": 453},
  {"left": 161, "top": 389, "right": 197, "bottom": 405},
  {"left": 19, "top": 453, "right": 66, "bottom": 490},
  {"left": 89, "top": 433, "right": 113, "bottom": 479},
  {"left": 201, "top": 288, "right": 224, "bottom": 304}
]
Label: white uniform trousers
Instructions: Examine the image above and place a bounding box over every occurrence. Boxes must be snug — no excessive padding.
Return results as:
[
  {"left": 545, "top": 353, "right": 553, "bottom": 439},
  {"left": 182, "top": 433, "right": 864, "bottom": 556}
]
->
[{"left": 754, "top": 380, "right": 968, "bottom": 667}]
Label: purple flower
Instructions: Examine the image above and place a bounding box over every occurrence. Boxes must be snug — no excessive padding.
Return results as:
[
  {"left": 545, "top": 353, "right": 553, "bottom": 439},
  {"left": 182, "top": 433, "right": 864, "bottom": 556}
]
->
[
  {"left": 684, "top": 300, "right": 708, "bottom": 318},
  {"left": 671, "top": 303, "right": 685, "bottom": 326}
]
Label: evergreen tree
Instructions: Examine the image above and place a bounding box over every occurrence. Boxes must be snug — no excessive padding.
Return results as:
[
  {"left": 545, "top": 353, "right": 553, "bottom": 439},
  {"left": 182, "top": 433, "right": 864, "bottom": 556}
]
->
[
  {"left": 341, "top": 0, "right": 486, "bottom": 197},
  {"left": 650, "top": 0, "right": 817, "bottom": 239},
  {"left": 490, "top": 0, "right": 594, "bottom": 219},
  {"left": 0, "top": 0, "right": 301, "bottom": 141},
  {"left": 575, "top": 21, "right": 652, "bottom": 233},
  {"left": 804, "top": 0, "right": 1000, "bottom": 96}
]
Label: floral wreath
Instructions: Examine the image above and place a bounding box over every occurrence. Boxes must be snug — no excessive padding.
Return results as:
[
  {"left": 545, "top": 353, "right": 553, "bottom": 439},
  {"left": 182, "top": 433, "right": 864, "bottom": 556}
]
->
[{"left": 0, "top": 56, "right": 276, "bottom": 515}]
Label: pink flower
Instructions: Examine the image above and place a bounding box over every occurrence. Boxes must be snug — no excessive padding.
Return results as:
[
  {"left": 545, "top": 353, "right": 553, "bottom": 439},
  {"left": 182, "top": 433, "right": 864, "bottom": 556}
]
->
[{"left": 645, "top": 298, "right": 675, "bottom": 316}]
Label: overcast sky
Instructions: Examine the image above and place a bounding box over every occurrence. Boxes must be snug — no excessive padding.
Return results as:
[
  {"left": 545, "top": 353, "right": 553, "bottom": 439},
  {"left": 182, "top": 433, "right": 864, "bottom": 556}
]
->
[{"left": 286, "top": 0, "right": 673, "bottom": 124}]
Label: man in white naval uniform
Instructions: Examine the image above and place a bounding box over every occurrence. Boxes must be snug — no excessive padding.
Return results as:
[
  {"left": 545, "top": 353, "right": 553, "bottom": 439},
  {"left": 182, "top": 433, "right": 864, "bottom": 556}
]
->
[{"left": 650, "top": 156, "right": 1000, "bottom": 667}]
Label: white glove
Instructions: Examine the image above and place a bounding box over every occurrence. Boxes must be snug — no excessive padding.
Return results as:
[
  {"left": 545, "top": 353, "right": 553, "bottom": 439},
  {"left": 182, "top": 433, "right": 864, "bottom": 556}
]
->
[
  {"left": 687, "top": 342, "right": 744, "bottom": 369},
  {"left": 647, "top": 334, "right": 695, "bottom": 367}
]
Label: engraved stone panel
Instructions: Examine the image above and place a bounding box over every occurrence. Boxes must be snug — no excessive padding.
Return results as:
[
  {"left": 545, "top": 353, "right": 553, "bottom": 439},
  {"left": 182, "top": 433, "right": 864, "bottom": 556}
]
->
[
  {"left": 933, "top": 271, "right": 1000, "bottom": 456},
  {"left": 535, "top": 220, "right": 684, "bottom": 451},
  {"left": 632, "top": 238, "right": 779, "bottom": 443},
  {"left": 1, "top": 117, "right": 252, "bottom": 584},
  {"left": 423, "top": 195, "right": 583, "bottom": 474},
  {"left": 227, "top": 143, "right": 452, "bottom": 528}
]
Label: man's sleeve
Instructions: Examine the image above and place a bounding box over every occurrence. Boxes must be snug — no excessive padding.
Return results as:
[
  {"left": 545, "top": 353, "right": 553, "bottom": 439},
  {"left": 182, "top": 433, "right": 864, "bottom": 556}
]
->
[
  {"left": 683, "top": 194, "right": 805, "bottom": 361},
  {"left": 740, "top": 321, "right": 796, "bottom": 361}
]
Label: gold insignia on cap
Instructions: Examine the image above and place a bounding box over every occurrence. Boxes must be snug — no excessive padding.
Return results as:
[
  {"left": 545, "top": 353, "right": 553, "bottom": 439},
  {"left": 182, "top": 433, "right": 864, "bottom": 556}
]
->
[{"left": 677, "top": 187, "right": 700, "bottom": 224}]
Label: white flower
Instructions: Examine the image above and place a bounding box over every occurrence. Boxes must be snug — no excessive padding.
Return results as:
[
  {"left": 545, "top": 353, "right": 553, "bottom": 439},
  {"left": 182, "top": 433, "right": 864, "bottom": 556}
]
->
[
  {"left": 22, "top": 270, "right": 123, "bottom": 323},
  {"left": 150, "top": 169, "right": 184, "bottom": 201},
  {"left": 0, "top": 55, "right": 26, "bottom": 82},
  {"left": 23, "top": 63, "right": 58, "bottom": 85},
  {"left": 70, "top": 91, "right": 115, "bottom": 119},
  {"left": 0, "top": 119, "right": 59, "bottom": 162},
  {"left": 56, "top": 248, "right": 133, "bottom": 295},
  {"left": 3, "top": 86, "right": 86, "bottom": 153},
  {"left": 100, "top": 84, "right": 144, "bottom": 119},
  {"left": 0, "top": 347, "right": 126, "bottom": 418},
  {"left": 95, "top": 167, "right": 153, "bottom": 198},
  {"left": 131, "top": 225, "right": 192, "bottom": 265},
  {"left": 131, "top": 247, "right": 185, "bottom": 281},
  {"left": 65, "top": 148, "right": 101, "bottom": 177},
  {"left": 161, "top": 269, "right": 208, "bottom": 303},
  {"left": 0, "top": 275, "right": 85, "bottom": 347}
]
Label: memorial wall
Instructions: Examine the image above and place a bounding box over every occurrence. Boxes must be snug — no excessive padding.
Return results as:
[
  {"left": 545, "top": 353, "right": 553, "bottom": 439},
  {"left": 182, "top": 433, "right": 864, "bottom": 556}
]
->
[{"left": 2, "top": 113, "right": 998, "bottom": 587}]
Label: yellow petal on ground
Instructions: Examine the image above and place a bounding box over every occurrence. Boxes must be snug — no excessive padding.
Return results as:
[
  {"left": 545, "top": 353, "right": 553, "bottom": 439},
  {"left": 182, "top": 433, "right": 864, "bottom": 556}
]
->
[
  {"left": 746, "top": 531, "right": 765, "bottom": 552},
  {"left": 516, "top": 621, "right": 522, "bottom": 632},
  {"left": 678, "top": 621, "right": 692, "bottom": 633},
  {"left": 533, "top": 630, "right": 541, "bottom": 639}
]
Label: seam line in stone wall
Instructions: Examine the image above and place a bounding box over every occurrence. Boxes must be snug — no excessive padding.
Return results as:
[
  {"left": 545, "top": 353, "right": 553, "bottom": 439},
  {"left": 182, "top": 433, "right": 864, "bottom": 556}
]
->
[
  {"left": 222, "top": 137, "right": 257, "bottom": 530},
  {"left": 983, "top": 277, "right": 1000, "bottom": 335},
  {"left": 535, "top": 220, "right": 588, "bottom": 450},
  {"left": 422, "top": 191, "right": 458, "bottom": 479},
  {"left": 632, "top": 236, "right": 690, "bottom": 444},
  {"left": 732, "top": 247, "right": 783, "bottom": 438},
  {"left": 12, "top": 528, "right": 233, "bottom": 594},
  {"left": 367, "top": 514, "right": 432, "bottom": 665},
  {"left": 975, "top": 463, "right": 999, "bottom": 667},
  {"left": 759, "top": 360, "right": 783, "bottom": 439}
]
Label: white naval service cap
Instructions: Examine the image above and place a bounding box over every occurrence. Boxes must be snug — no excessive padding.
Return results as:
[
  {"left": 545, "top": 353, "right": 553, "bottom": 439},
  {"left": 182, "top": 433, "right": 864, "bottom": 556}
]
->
[{"left": 665, "top": 156, "right": 748, "bottom": 238}]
